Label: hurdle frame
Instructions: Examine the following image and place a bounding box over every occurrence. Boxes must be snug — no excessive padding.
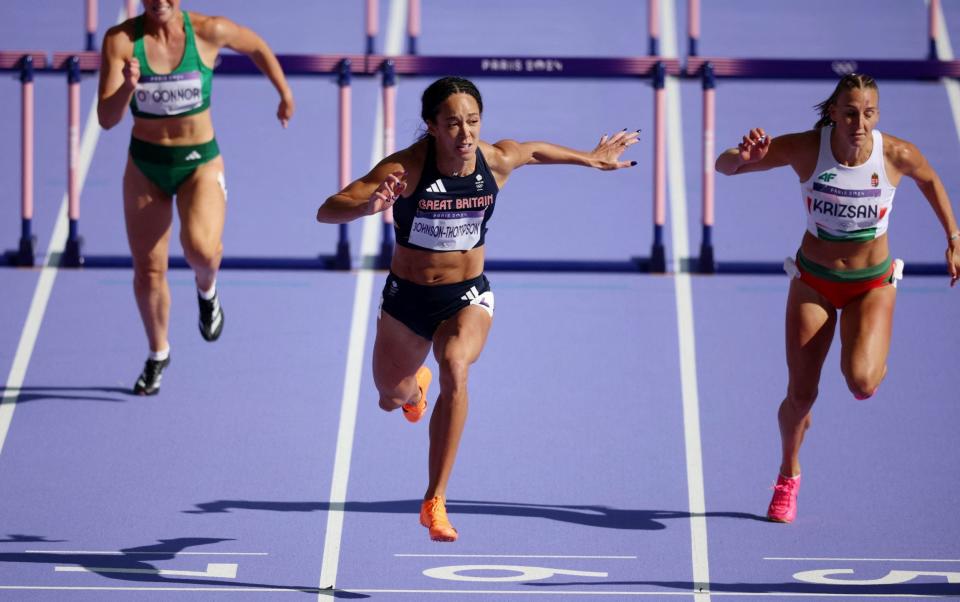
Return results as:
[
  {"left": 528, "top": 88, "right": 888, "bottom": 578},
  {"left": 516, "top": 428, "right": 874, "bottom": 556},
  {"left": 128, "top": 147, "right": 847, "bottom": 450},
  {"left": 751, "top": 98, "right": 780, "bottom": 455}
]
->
[
  {"left": 685, "top": 0, "right": 941, "bottom": 59},
  {"left": 17, "top": 0, "right": 957, "bottom": 276},
  {"left": 687, "top": 56, "right": 960, "bottom": 275},
  {"left": 2, "top": 48, "right": 676, "bottom": 273},
  {"left": 373, "top": 53, "right": 680, "bottom": 273},
  {"left": 0, "top": 50, "right": 369, "bottom": 270},
  {"left": 1, "top": 52, "right": 47, "bottom": 267}
]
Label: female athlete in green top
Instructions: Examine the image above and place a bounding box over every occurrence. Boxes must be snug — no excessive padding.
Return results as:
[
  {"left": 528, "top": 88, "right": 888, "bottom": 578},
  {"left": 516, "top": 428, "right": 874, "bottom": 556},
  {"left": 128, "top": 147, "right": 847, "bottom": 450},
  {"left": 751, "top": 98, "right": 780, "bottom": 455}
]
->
[{"left": 97, "top": 0, "right": 294, "bottom": 395}]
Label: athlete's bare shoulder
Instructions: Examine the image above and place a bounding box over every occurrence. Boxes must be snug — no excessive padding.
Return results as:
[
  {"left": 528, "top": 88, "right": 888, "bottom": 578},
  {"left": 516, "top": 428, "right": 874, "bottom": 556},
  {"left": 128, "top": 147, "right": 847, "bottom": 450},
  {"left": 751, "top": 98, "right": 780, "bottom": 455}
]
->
[
  {"left": 777, "top": 129, "right": 820, "bottom": 153},
  {"left": 188, "top": 12, "right": 235, "bottom": 47},
  {"left": 102, "top": 20, "right": 136, "bottom": 55},
  {"left": 364, "top": 139, "right": 428, "bottom": 196},
  {"left": 187, "top": 12, "right": 217, "bottom": 31},
  {"left": 880, "top": 130, "right": 926, "bottom": 178},
  {"left": 387, "top": 139, "right": 427, "bottom": 171},
  {"left": 880, "top": 131, "right": 917, "bottom": 160},
  {"left": 480, "top": 139, "right": 519, "bottom": 172}
]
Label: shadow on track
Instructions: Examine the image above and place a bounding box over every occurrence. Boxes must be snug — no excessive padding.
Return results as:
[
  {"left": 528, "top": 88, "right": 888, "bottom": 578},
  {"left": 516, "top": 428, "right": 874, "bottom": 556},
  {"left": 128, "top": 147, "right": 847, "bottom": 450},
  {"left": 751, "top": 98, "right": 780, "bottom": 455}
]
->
[
  {"left": 183, "top": 499, "right": 768, "bottom": 530},
  {"left": 0, "top": 537, "right": 368, "bottom": 598}
]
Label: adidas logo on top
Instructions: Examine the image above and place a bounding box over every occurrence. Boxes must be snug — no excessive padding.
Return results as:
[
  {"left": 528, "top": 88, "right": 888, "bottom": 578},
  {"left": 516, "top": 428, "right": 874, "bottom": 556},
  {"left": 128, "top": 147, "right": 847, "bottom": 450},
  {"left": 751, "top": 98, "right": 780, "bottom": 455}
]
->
[
  {"left": 426, "top": 179, "right": 446, "bottom": 193},
  {"left": 185, "top": 150, "right": 202, "bottom": 161}
]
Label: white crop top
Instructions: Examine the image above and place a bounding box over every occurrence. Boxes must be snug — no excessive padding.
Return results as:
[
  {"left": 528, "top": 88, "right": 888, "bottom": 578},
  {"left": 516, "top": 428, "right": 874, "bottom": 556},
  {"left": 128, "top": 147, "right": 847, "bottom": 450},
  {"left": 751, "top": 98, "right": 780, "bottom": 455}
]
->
[{"left": 800, "top": 127, "right": 895, "bottom": 242}]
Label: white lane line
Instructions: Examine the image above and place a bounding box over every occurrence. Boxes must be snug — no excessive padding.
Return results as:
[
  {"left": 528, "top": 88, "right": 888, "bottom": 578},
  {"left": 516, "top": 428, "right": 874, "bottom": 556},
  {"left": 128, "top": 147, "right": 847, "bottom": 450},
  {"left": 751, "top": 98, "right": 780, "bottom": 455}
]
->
[
  {"left": 316, "top": 0, "right": 407, "bottom": 594},
  {"left": 929, "top": 0, "right": 960, "bottom": 148},
  {"left": 55, "top": 563, "right": 238, "bottom": 578},
  {"left": 395, "top": 554, "right": 638, "bottom": 559},
  {"left": 26, "top": 550, "right": 267, "bottom": 556},
  {"left": 0, "top": 8, "right": 117, "bottom": 457},
  {"left": 662, "top": 0, "right": 711, "bottom": 600},
  {"left": 766, "top": 556, "right": 960, "bottom": 563}
]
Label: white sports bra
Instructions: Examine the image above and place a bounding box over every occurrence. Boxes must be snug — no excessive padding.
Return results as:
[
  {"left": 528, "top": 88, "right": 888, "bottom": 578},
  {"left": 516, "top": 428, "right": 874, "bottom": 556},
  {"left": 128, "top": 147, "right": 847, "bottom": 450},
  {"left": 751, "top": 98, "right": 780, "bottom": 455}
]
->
[{"left": 800, "top": 127, "right": 895, "bottom": 242}]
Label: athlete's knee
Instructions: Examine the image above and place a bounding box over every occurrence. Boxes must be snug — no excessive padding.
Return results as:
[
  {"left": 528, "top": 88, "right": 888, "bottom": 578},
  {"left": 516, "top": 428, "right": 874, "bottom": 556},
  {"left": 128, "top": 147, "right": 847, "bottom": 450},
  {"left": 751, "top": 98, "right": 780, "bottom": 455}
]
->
[
  {"left": 437, "top": 356, "right": 470, "bottom": 396},
  {"left": 182, "top": 237, "right": 222, "bottom": 269},
  {"left": 784, "top": 386, "right": 818, "bottom": 414},
  {"left": 845, "top": 366, "right": 885, "bottom": 400},
  {"left": 132, "top": 262, "right": 166, "bottom": 290},
  {"left": 847, "top": 370, "right": 881, "bottom": 400}
]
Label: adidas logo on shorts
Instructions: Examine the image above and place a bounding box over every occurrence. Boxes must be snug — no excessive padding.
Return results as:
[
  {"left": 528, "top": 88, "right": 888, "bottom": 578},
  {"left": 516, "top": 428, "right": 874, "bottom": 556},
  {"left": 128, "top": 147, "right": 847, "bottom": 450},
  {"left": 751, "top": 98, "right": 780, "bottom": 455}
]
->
[
  {"left": 185, "top": 150, "right": 202, "bottom": 161},
  {"left": 461, "top": 286, "right": 495, "bottom": 316}
]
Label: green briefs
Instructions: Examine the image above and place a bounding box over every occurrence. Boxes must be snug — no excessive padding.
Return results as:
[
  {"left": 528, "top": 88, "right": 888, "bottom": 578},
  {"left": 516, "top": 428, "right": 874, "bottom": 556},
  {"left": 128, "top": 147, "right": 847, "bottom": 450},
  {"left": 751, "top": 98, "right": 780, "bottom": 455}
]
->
[{"left": 129, "top": 137, "right": 220, "bottom": 196}]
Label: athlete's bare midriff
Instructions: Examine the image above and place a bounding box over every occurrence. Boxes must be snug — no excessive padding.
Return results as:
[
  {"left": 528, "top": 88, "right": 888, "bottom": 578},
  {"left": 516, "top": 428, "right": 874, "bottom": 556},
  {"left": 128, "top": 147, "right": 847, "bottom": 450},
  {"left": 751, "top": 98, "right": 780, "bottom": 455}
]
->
[
  {"left": 131, "top": 109, "right": 215, "bottom": 146},
  {"left": 390, "top": 245, "right": 485, "bottom": 285},
  {"left": 799, "top": 231, "right": 891, "bottom": 270}
]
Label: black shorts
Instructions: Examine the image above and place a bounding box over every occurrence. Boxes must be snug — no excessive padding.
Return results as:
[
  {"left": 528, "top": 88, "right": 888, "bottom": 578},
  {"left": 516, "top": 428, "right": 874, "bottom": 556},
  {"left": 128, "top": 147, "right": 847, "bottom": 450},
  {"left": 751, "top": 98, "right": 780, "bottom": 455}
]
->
[{"left": 378, "top": 272, "right": 495, "bottom": 341}]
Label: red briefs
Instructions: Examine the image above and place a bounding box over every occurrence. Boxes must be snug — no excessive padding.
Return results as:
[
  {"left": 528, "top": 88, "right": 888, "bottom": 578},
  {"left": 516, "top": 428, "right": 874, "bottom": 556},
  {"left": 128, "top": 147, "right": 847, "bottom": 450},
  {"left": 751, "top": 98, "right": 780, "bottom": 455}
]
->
[{"left": 786, "top": 253, "right": 901, "bottom": 309}]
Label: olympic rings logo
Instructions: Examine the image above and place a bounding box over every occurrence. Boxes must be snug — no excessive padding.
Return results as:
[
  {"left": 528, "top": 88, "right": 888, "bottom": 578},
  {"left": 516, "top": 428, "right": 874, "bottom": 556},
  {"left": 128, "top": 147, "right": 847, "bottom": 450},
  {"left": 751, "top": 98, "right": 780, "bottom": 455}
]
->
[{"left": 831, "top": 60, "right": 858, "bottom": 76}]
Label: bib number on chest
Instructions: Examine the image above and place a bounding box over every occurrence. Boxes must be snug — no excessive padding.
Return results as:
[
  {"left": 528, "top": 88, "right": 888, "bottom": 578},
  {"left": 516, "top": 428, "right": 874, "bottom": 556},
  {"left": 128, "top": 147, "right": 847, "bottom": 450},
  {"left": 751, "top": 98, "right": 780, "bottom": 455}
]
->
[
  {"left": 135, "top": 71, "right": 203, "bottom": 116},
  {"left": 409, "top": 211, "right": 484, "bottom": 251}
]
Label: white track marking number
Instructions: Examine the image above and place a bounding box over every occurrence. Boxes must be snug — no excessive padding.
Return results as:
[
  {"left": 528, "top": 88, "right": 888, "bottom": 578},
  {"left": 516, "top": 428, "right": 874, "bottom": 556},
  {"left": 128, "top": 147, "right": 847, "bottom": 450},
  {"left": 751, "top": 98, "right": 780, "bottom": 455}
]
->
[
  {"left": 55, "top": 562, "right": 238, "bottom": 579},
  {"left": 423, "top": 564, "right": 607, "bottom": 582},
  {"left": 794, "top": 568, "right": 960, "bottom": 586}
]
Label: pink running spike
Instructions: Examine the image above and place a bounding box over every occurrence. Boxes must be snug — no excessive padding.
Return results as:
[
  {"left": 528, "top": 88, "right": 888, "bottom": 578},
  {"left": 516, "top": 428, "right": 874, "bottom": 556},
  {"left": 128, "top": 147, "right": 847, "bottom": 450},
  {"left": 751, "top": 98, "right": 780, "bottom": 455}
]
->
[{"left": 767, "top": 474, "right": 801, "bottom": 523}]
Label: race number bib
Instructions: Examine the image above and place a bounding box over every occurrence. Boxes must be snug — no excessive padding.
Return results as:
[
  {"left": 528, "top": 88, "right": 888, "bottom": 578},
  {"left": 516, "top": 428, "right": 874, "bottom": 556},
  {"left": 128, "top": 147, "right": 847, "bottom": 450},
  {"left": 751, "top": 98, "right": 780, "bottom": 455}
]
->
[
  {"left": 409, "top": 211, "right": 484, "bottom": 251},
  {"left": 134, "top": 71, "right": 203, "bottom": 116}
]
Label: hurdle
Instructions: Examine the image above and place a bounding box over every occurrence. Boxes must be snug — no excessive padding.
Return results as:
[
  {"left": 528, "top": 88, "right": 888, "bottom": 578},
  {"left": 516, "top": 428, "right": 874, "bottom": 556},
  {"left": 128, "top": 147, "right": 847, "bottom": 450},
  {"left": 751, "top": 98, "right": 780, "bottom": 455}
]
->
[
  {"left": 688, "top": 56, "right": 960, "bottom": 275},
  {"left": 365, "top": 0, "right": 423, "bottom": 55},
  {"left": 86, "top": 0, "right": 400, "bottom": 56},
  {"left": 685, "top": 0, "right": 942, "bottom": 58},
  {"left": 0, "top": 50, "right": 368, "bottom": 269},
  {"left": 407, "top": 0, "right": 421, "bottom": 55},
  {"left": 1, "top": 49, "right": 678, "bottom": 272},
  {"left": 407, "top": 1, "right": 665, "bottom": 60},
  {"left": 1, "top": 52, "right": 46, "bottom": 267},
  {"left": 365, "top": 0, "right": 378, "bottom": 55},
  {"left": 84, "top": 0, "right": 138, "bottom": 50},
  {"left": 930, "top": 0, "right": 941, "bottom": 59},
  {"left": 372, "top": 54, "right": 680, "bottom": 273},
  {"left": 335, "top": 59, "right": 353, "bottom": 269},
  {"left": 183, "top": 51, "right": 371, "bottom": 270},
  {"left": 377, "top": 60, "right": 397, "bottom": 270}
]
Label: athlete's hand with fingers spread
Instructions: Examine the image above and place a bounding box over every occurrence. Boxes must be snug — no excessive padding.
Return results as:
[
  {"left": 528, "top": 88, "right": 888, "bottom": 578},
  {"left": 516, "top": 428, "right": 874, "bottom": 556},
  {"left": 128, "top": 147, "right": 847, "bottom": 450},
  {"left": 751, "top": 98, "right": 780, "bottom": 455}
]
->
[
  {"left": 367, "top": 170, "right": 407, "bottom": 215},
  {"left": 592, "top": 128, "right": 641, "bottom": 170},
  {"left": 123, "top": 57, "right": 140, "bottom": 89},
  {"left": 737, "top": 127, "right": 771, "bottom": 164}
]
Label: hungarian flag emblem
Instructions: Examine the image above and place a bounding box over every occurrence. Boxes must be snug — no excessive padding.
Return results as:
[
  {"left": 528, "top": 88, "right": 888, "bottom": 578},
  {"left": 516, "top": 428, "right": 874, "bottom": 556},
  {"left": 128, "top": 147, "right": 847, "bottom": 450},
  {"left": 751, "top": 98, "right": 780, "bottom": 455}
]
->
[{"left": 871, "top": 172, "right": 879, "bottom": 187}]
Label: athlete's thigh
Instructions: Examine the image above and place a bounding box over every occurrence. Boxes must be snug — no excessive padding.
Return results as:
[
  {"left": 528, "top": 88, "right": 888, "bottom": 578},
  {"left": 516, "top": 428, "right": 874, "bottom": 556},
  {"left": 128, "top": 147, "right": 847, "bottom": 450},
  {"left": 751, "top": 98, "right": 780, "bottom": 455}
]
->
[
  {"left": 373, "top": 310, "right": 433, "bottom": 389},
  {"left": 839, "top": 284, "right": 896, "bottom": 374},
  {"left": 123, "top": 156, "right": 173, "bottom": 265},
  {"left": 785, "top": 278, "right": 837, "bottom": 391},
  {"left": 175, "top": 157, "right": 226, "bottom": 248},
  {"left": 432, "top": 306, "right": 493, "bottom": 366}
]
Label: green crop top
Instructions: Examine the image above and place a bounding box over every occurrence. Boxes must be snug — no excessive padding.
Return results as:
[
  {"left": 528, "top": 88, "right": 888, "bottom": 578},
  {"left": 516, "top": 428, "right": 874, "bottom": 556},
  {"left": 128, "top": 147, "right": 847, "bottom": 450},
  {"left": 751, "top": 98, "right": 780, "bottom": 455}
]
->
[{"left": 129, "top": 11, "right": 212, "bottom": 119}]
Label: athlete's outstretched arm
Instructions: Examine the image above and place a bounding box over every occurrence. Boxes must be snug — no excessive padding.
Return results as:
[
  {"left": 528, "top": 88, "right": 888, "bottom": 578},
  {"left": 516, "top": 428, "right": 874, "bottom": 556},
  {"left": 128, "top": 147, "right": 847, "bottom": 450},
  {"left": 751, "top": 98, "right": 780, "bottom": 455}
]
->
[
  {"left": 317, "top": 155, "right": 408, "bottom": 224},
  {"left": 715, "top": 127, "right": 815, "bottom": 176},
  {"left": 491, "top": 129, "right": 640, "bottom": 175},
  {"left": 891, "top": 138, "right": 960, "bottom": 286},
  {"left": 200, "top": 16, "right": 294, "bottom": 127}
]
